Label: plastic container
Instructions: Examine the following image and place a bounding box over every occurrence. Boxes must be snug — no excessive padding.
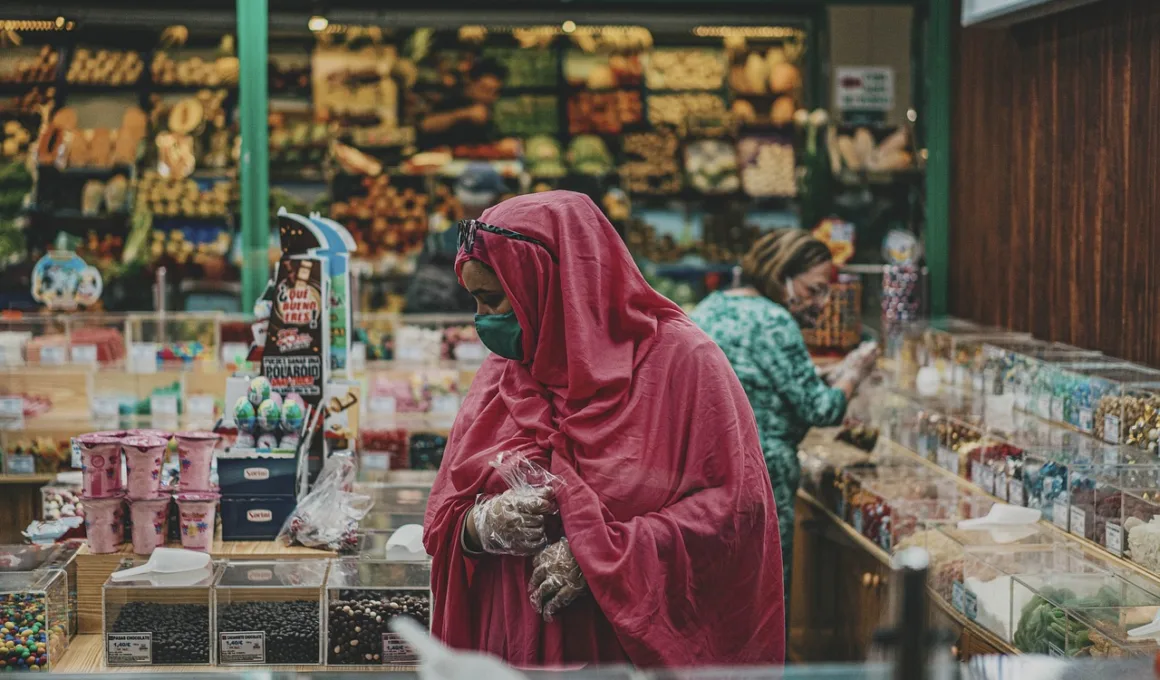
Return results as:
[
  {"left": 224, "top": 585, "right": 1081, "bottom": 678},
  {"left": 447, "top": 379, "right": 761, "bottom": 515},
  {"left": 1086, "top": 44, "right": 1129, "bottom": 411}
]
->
[
  {"left": 216, "top": 451, "right": 297, "bottom": 497},
  {"left": 0, "top": 571, "right": 69, "bottom": 670},
  {"left": 1025, "top": 357, "right": 1126, "bottom": 422},
  {"left": 128, "top": 496, "right": 172, "bottom": 556},
  {"left": 82, "top": 495, "right": 126, "bottom": 554},
  {"left": 1051, "top": 363, "right": 1160, "bottom": 434},
  {"left": 355, "top": 482, "right": 432, "bottom": 532},
  {"left": 219, "top": 496, "right": 296, "bottom": 541},
  {"left": 77, "top": 433, "right": 124, "bottom": 499},
  {"left": 122, "top": 436, "right": 168, "bottom": 500},
  {"left": 326, "top": 559, "right": 431, "bottom": 666},
  {"left": 174, "top": 492, "right": 219, "bottom": 552},
  {"left": 174, "top": 431, "right": 219, "bottom": 492},
  {"left": 214, "top": 559, "right": 327, "bottom": 666},
  {"left": 103, "top": 560, "right": 216, "bottom": 666},
  {"left": 43, "top": 541, "right": 81, "bottom": 641}
]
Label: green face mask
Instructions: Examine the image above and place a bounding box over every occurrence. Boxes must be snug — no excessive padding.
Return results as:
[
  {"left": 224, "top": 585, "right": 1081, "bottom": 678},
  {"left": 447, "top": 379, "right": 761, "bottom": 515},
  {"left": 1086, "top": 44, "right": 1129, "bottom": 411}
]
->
[{"left": 474, "top": 311, "right": 524, "bottom": 361}]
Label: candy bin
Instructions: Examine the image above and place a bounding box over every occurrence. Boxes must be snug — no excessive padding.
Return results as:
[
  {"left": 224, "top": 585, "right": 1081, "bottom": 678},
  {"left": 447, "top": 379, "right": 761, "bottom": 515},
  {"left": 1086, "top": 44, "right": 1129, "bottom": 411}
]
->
[
  {"left": 125, "top": 312, "right": 219, "bottom": 369},
  {"left": 967, "top": 440, "right": 1024, "bottom": 501},
  {"left": 935, "top": 413, "right": 985, "bottom": 478},
  {"left": 1065, "top": 452, "right": 1139, "bottom": 545},
  {"left": 1052, "top": 363, "right": 1160, "bottom": 435},
  {"left": 358, "top": 428, "right": 410, "bottom": 481},
  {"left": 922, "top": 328, "right": 1030, "bottom": 387},
  {"left": 1018, "top": 442, "right": 1095, "bottom": 522},
  {"left": 1099, "top": 386, "right": 1160, "bottom": 449},
  {"left": 0, "top": 570, "right": 69, "bottom": 670},
  {"left": 951, "top": 544, "right": 1105, "bottom": 644},
  {"left": 355, "top": 482, "right": 432, "bottom": 533},
  {"left": 979, "top": 340, "right": 1101, "bottom": 418},
  {"left": 103, "top": 560, "right": 215, "bottom": 666},
  {"left": 41, "top": 483, "right": 84, "bottom": 523},
  {"left": 1011, "top": 572, "right": 1160, "bottom": 657},
  {"left": 1027, "top": 357, "right": 1125, "bottom": 422},
  {"left": 43, "top": 541, "right": 80, "bottom": 642},
  {"left": 885, "top": 318, "right": 987, "bottom": 388},
  {"left": 214, "top": 559, "right": 327, "bottom": 665},
  {"left": 326, "top": 559, "right": 431, "bottom": 666}
]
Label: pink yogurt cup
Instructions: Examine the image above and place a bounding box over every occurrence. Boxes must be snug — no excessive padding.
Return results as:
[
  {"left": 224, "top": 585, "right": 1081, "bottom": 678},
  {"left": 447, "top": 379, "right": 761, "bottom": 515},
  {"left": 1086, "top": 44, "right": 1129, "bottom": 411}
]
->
[
  {"left": 176, "top": 491, "right": 219, "bottom": 552},
  {"left": 76, "top": 433, "right": 124, "bottom": 499},
  {"left": 122, "top": 436, "right": 169, "bottom": 500},
  {"left": 175, "top": 431, "right": 220, "bottom": 492},
  {"left": 82, "top": 495, "right": 125, "bottom": 554},
  {"left": 128, "top": 495, "right": 171, "bottom": 555}
]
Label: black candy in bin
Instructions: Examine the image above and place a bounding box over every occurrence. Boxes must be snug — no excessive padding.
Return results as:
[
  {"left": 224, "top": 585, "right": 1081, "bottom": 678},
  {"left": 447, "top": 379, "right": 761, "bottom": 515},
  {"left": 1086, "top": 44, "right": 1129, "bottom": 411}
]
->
[
  {"left": 326, "top": 559, "right": 431, "bottom": 666},
  {"left": 214, "top": 560, "right": 326, "bottom": 666}
]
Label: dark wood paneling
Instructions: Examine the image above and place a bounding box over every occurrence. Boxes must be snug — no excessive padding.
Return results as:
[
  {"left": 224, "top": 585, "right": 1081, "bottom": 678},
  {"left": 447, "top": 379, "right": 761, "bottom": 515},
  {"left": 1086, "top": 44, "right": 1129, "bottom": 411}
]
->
[{"left": 950, "top": 0, "right": 1160, "bottom": 365}]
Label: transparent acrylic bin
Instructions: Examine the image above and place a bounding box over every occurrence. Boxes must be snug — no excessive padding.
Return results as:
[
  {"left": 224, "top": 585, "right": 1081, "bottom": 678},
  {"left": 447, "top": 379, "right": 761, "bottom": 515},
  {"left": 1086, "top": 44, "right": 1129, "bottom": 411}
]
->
[
  {"left": 1025, "top": 357, "right": 1127, "bottom": 422},
  {"left": 0, "top": 570, "right": 69, "bottom": 671},
  {"left": 935, "top": 413, "right": 987, "bottom": 478},
  {"left": 1065, "top": 449, "right": 1160, "bottom": 546},
  {"left": 214, "top": 559, "right": 327, "bottom": 666},
  {"left": 0, "top": 316, "right": 69, "bottom": 368},
  {"left": 1051, "top": 363, "right": 1160, "bottom": 435},
  {"left": 923, "top": 329, "right": 1030, "bottom": 387},
  {"left": 980, "top": 342, "right": 1101, "bottom": 421},
  {"left": 1102, "top": 385, "right": 1160, "bottom": 449},
  {"left": 355, "top": 482, "right": 433, "bottom": 533},
  {"left": 125, "top": 312, "right": 222, "bottom": 371},
  {"left": 103, "top": 561, "right": 215, "bottom": 666},
  {"left": 43, "top": 540, "right": 81, "bottom": 642},
  {"left": 326, "top": 559, "right": 431, "bottom": 666}
]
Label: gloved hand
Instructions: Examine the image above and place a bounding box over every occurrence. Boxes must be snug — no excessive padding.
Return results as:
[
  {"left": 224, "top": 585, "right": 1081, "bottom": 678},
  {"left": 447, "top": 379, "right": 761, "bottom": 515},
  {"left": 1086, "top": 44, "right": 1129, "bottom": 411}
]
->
[
  {"left": 529, "top": 538, "right": 587, "bottom": 621},
  {"left": 471, "top": 488, "right": 556, "bottom": 556}
]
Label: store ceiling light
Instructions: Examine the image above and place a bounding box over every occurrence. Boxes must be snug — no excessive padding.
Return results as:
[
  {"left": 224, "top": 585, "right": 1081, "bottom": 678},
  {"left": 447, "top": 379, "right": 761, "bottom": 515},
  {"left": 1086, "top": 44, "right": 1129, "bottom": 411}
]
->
[
  {"left": 308, "top": 15, "right": 329, "bottom": 32},
  {"left": 561, "top": 20, "right": 576, "bottom": 34}
]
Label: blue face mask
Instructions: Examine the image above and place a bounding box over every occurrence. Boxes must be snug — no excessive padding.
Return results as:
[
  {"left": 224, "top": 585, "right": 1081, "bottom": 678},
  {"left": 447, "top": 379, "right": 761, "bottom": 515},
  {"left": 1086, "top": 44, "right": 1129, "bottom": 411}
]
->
[{"left": 474, "top": 311, "right": 524, "bottom": 361}]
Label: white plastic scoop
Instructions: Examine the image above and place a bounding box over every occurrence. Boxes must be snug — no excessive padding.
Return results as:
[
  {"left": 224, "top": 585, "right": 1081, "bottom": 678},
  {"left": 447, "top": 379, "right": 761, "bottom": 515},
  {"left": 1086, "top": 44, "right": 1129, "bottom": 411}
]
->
[
  {"left": 109, "top": 548, "right": 211, "bottom": 582},
  {"left": 390, "top": 617, "right": 527, "bottom": 680},
  {"left": 386, "top": 524, "right": 427, "bottom": 562},
  {"left": 1128, "top": 610, "right": 1160, "bottom": 640},
  {"left": 956, "top": 504, "right": 1042, "bottom": 544}
]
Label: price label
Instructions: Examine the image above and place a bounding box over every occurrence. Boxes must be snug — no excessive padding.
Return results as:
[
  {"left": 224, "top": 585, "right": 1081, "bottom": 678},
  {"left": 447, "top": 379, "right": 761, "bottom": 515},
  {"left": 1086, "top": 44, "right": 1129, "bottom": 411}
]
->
[
  {"left": 995, "top": 471, "right": 1009, "bottom": 502},
  {"left": 0, "top": 344, "right": 21, "bottom": 366},
  {"left": 951, "top": 581, "right": 965, "bottom": 614},
  {"left": 361, "top": 452, "right": 389, "bottom": 471},
  {"left": 71, "top": 344, "right": 98, "bottom": 366},
  {"left": 107, "top": 633, "right": 152, "bottom": 665},
  {"left": 1009, "top": 482, "right": 1025, "bottom": 507},
  {"left": 979, "top": 466, "right": 996, "bottom": 495},
  {"left": 6, "top": 455, "right": 34, "bottom": 475},
  {"left": 350, "top": 342, "right": 367, "bottom": 371},
  {"left": 937, "top": 446, "right": 959, "bottom": 474},
  {"left": 1104, "top": 415, "right": 1122, "bottom": 444},
  {"left": 853, "top": 509, "right": 864, "bottom": 534},
  {"left": 964, "top": 589, "right": 979, "bottom": 621},
  {"left": 150, "top": 395, "right": 179, "bottom": 416},
  {"left": 187, "top": 395, "right": 216, "bottom": 419},
  {"left": 70, "top": 437, "right": 81, "bottom": 469},
  {"left": 1015, "top": 383, "right": 1030, "bottom": 410},
  {"left": 1078, "top": 408, "right": 1094, "bottom": 433},
  {"left": 1070, "top": 506, "right": 1087, "bottom": 538},
  {"left": 918, "top": 432, "right": 937, "bottom": 458},
  {"left": 369, "top": 396, "right": 397, "bottom": 416},
  {"left": 382, "top": 632, "right": 419, "bottom": 665},
  {"left": 971, "top": 461, "right": 984, "bottom": 486},
  {"left": 1106, "top": 522, "right": 1124, "bottom": 556},
  {"left": 1050, "top": 397, "right": 1065, "bottom": 423},
  {"left": 39, "top": 345, "right": 67, "bottom": 366},
  {"left": 971, "top": 372, "right": 984, "bottom": 393},
  {"left": 1052, "top": 500, "right": 1070, "bottom": 530},
  {"left": 219, "top": 631, "right": 265, "bottom": 664},
  {"left": 1036, "top": 394, "right": 1051, "bottom": 418},
  {"left": 129, "top": 343, "right": 158, "bottom": 374},
  {"left": 0, "top": 397, "right": 23, "bottom": 430},
  {"left": 221, "top": 342, "right": 249, "bottom": 367},
  {"left": 92, "top": 396, "right": 121, "bottom": 419}
]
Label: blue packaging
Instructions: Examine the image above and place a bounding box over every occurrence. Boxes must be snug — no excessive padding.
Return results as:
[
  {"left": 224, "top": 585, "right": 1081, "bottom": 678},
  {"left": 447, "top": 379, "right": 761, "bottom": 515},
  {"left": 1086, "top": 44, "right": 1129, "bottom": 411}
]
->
[
  {"left": 217, "top": 450, "right": 298, "bottom": 497},
  {"left": 219, "top": 496, "right": 297, "bottom": 541}
]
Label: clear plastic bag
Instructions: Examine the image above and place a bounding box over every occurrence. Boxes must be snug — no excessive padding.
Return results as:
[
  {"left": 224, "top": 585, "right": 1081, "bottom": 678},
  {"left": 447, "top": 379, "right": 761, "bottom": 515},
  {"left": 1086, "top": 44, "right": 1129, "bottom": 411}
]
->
[
  {"left": 278, "top": 453, "right": 373, "bottom": 553},
  {"left": 471, "top": 450, "right": 563, "bottom": 556}
]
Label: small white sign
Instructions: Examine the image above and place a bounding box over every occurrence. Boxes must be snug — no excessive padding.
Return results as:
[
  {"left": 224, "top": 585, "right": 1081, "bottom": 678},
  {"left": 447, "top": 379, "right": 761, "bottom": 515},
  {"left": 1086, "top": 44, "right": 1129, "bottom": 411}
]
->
[
  {"left": 6, "top": 455, "right": 34, "bottom": 475},
  {"left": 0, "top": 396, "right": 23, "bottom": 430},
  {"left": 70, "top": 437, "right": 81, "bottom": 469},
  {"left": 1106, "top": 522, "right": 1124, "bottom": 556},
  {"left": 1052, "top": 500, "right": 1070, "bottom": 530},
  {"left": 431, "top": 394, "right": 460, "bottom": 415},
  {"left": 150, "top": 394, "right": 179, "bottom": 416},
  {"left": 1036, "top": 394, "right": 1051, "bottom": 418},
  {"left": 187, "top": 395, "right": 217, "bottom": 419},
  {"left": 937, "top": 446, "right": 959, "bottom": 475},
  {"left": 995, "top": 471, "right": 1009, "bottom": 502},
  {"left": 1009, "top": 482, "right": 1025, "bottom": 507},
  {"left": 350, "top": 342, "right": 368, "bottom": 371},
  {"left": 369, "top": 396, "right": 397, "bottom": 416},
  {"left": 835, "top": 66, "right": 895, "bottom": 112},
  {"left": 396, "top": 344, "right": 426, "bottom": 364},
  {"left": 1050, "top": 397, "right": 1064, "bottom": 423},
  {"left": 1069, "top": 506, "right": 1087, "bottom": 539},
  {"left": 1104, "top": 415, "right": 1121, "bottom": 444},
  {"left": 107, "top": 632, "right": 152, "bottom": 665},
  {"left": 980, "top": 467, "right": 996, "bottom": 495},
  {"left": 221, "top": 342, "right": 249, "bottom": 367},
  {"left": 71, "top": 344, "right": 98, "bottom": 366},
  {"left": 39, "top": 345, "right": 67, "bottom": 366},
  {"left": 454, "top": 342, "right": 488, "bottom": 363},
  {"left": 361, "top": 452, "right": 390, "bottom": 471},
  {"left": 971, "top": 461, "right": 984, "bottom": 487},
  {"left": 1078, "top": 408, "right": 1093, "bottom": 433},
  {"left": 382, "top": 632, "right": 419, "bottom": 665},
  {"left": 130, "top": 343, "right": 158, "bottom": 374},
  {"left": 92, "top": 396, "right": 121, "bottom": 419},
  {"left": 220, "top": 631, "right": 265, "bottom": 664}
]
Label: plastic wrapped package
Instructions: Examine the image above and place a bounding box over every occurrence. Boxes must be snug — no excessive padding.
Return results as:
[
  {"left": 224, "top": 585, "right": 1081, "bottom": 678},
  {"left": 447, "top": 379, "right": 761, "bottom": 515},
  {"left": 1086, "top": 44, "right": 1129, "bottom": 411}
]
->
[
  {"left": 103, "top": 561, "right": 215, "bottom": 666},
  {"left": 470, "top": 452, "right": 562, "bottom": 556},
  {"left": 214, "top": 559, "right": 327, "bottom": 665},
  {"left": 326, "top": 559, "right": 431, "bottom": 666},
  {"left": 279, "top": 454, "right": 373, "bottom": 554},
  {"left": 1011, "top": 572, "right": 1160, "bottom": 657},
  {"left": 1046, "top": 362, "right": 1160, "bottom": 435},
  {"left": 0, "top": 571, "right": 68, "bottom": 670}
]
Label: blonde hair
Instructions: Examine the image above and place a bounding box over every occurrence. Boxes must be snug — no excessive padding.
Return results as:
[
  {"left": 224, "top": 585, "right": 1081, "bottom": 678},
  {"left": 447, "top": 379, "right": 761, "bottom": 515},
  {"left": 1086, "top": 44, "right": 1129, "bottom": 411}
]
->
[{"left": 740, "top": 229, "right": 833, "bottom": 305}]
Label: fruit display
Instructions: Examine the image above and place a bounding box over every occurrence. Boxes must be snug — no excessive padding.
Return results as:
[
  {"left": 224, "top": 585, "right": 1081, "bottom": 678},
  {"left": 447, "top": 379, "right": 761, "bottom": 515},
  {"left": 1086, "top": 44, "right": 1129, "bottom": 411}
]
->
[
  {"left": 684, "top": 140, "right": 739, "bottom": 194},
  {"left": 0, "top": 46, "right": 60, "bottom": 84},
  {"left": 566, "top": 135, "right": 614, "bottom": 176},
  {"left": 645, "top": 49, "right": 726, "bottom": 90},
  {"left": 66, "top": 48, "right": 143, "bottom": 85},
  {"left": 493, "top": 96, "right": 558, "bottom": 137},
  {"left": 1, "top": 121, "right": 34, "bottom": 159},
  {"left": 563, "top": 52, "right": 643, "bottom": 89},
  {"left": 646, "top": 93, "right": 727, "bottom": 137},
  {"left": 729, "top": 47, "right": 802, "bottom": 95},
  {"left": 739, "top": 136, "right": 797, "bottom": 197},
  {"left": 268, "top": 58, "right": 311, "bottom": 94},
  {"left": 269, "top": 117, "right": 330, "bottom": 172},
  {"left": 619, "top": 130, "right": 681, "bottom": 195},
  {"left": 482, "top": 47, "right": 557, "bottom": 88},
  {"left": 151, "top": 51, "right": 240, "bottom": 88},
  {"left": 831, "top": 126, "right": 914, "bottom": 174},
  {"left": 567, "top": 90, "right": 641, "bottom": 135},
  {"left": 7, "top": 437, "right": 70, "bottom": 473},
  {"left": 331, "top": 175, "right": 429, "bottom": 259},
  {"left": 136, "top": 171, "right": 237, "bottom": 218},
  {"left": 524, "top": 135, "right": 566, "bottom": 178}
]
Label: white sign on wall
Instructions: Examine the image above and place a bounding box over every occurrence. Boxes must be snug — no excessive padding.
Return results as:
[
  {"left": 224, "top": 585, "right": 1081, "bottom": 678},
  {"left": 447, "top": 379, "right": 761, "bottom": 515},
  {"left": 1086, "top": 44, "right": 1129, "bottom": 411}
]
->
[{"left": 835, "top": 66, "right": 895, "bottom": 112}]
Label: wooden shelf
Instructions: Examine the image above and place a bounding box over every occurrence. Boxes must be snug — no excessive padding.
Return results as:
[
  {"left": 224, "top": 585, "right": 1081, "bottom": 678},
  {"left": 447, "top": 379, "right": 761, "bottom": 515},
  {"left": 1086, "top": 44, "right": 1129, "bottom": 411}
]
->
[{"left": 0, "top": 474, "right": 56, "bottom": 484}]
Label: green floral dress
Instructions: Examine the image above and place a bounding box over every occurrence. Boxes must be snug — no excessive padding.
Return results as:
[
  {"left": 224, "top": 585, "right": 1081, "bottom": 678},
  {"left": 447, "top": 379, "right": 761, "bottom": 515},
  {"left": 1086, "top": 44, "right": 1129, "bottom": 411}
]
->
[{"left": 690, "top": 291, "right": 847, "bottom": 595}]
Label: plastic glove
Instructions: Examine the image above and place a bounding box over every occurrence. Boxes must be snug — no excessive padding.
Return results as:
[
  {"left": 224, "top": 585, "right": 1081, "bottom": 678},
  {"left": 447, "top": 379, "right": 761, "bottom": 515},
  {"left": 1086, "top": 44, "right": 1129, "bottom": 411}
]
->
[
  {"left": 529, "top": 538, "right": 586, "bottom": 621},
  {"left": 471, "top": 487, "right": 555, "bottom": 555}
]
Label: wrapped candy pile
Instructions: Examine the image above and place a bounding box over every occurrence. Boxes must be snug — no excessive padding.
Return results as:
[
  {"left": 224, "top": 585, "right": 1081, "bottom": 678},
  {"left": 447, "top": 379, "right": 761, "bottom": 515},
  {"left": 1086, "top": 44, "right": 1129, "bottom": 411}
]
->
[{"left": 232, "top": 376, "right": 307, "bottom": 450}]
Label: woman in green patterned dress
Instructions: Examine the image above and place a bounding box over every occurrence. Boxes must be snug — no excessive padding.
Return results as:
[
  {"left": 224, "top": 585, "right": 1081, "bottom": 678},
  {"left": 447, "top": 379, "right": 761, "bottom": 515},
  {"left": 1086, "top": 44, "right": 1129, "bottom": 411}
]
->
[{"left": 690, "top": 229, "right": 878, "bottom": 604}]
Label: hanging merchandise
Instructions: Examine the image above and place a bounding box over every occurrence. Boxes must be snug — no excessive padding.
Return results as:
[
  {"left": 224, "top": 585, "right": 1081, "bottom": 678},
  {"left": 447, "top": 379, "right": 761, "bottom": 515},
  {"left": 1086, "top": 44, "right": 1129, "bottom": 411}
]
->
[
  {"left": 31, "top": 232, "right": 103, "bottom": 310},
  {"left": 881, "top": 229, "right": 923, "bottom": 325}
]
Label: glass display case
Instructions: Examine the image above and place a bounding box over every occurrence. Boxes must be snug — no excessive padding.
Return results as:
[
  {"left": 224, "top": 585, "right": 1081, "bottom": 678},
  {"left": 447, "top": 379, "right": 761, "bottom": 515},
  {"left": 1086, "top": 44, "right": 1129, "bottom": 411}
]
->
[
  {"left": 214, "top": 559, "right": 327, "bottom": 666},
  {"left": 43, "top": 540, "right": 80, "bottom": 642},
  {"left": 883, "top": 317, "right": 994, "bottom": 388},
  {"left": 935, "top": 412, "right": 986, "bottom": 478},
  {"left": 1065, "top": 448, "right": 1160, "bottom": 548},
  {"left": 0, "top": 570, "right": 69, "bottom": 671},
  {"left": 922, "top": 328, "right": 1030, "bottom": 387},
  {"left": 1024, "top": 357, "right": 1126, "bottom": 422},
  {"left": 326, "top": 559, "right": 431, "bottom": 666},
  {"left": 356, "top": 482, "right": 433, "bottom": 533},
  {"left": 1048, "top": 363, "right": 1160, "bottom": 435},
  {"left": 125, "top": 312, "right": 221, "bottom": 370},
  {"left": 979, "top": 341, "right": 1101, "bottom": 423},
  {"left": 1098, "top": 385, "right": 1160, "bottom": 449},
  {"left": 103, "top": 560, "right": 215, "bottom": 666},
  {"left": 1011, "top": 573, "right": 1160, "bottom": 658}
]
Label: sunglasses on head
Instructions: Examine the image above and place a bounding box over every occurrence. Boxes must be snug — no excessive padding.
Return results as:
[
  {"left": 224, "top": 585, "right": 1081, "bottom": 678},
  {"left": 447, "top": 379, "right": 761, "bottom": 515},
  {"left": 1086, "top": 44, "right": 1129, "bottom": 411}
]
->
[{"left": 456, "top": 219, "right": 557, "bottom": 261}]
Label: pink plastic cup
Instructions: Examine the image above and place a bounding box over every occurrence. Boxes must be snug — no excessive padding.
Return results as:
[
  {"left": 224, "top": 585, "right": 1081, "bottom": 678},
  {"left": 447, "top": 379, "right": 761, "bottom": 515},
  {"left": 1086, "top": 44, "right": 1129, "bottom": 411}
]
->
[
  {"left": 82, "top": 495, "right": 125, "bottom": 554},
  {"left": 175, "top": 431, "right": 220, "bottom": 492},
  {"left": 122, "top": 436, "right": 169, "bottom": 500},
  {"left": 128, "top": 495, "right": 171, "bottom": 555},
  {"left": 76, "top": 433, "right": 124, "bottom": 498},
  {"left": 176, "top": 491, "right": 219, "bottom": 552}
]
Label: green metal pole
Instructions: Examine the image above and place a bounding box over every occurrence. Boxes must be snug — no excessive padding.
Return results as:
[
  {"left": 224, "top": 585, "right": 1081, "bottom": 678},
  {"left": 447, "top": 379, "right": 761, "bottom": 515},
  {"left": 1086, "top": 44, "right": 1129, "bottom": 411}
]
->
[
  {"left": 238, "top": 0, "right": 270, "bottom": 310},
  {"left": 924, "top": 0, "right": 951, "bottom": 316}
]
